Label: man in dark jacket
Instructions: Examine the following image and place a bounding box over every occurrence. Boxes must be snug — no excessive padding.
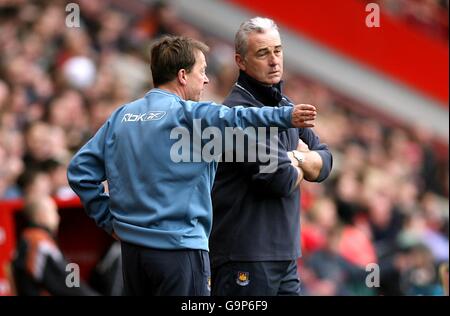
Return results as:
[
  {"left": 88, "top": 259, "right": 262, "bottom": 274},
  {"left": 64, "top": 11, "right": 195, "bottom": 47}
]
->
[{"left": 210, "top": 17, "right": 333, "bottom": 296}]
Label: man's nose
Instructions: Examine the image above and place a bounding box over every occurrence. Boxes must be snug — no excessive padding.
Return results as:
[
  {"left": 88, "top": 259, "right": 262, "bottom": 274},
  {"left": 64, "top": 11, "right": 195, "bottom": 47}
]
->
[
  {"left": 268, "top": 53, "right": 279, "bottom": 66},
  {"left": 204, "top": 74, "right": 209, "bottom": 84}
]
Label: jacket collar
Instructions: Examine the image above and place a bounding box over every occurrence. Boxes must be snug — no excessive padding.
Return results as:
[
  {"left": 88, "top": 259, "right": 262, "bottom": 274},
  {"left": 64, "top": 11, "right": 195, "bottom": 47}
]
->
[
  {"left": 236, "top": 70, "right": 284, "bottom": 107},
  {"left": 148, "top": 88, "right": 182, "bottom": 101}
]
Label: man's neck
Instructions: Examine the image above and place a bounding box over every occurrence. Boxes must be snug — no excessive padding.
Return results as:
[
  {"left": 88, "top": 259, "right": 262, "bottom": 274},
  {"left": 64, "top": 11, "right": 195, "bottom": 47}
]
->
[
  {"left": 237, "top": 70, "right": 283, "bottom": 106},
  {"left": 156, "top": 83, "right": 186, "bottom": 100}
]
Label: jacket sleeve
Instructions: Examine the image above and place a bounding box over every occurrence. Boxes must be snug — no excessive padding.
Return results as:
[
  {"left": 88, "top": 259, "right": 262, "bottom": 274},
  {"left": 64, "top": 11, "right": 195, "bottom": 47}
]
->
[
  {"left": 247, "top": 141, "right": 300, "bottom": 198},
  {"left": 189, "top": 101, "right": 300, "bottom": 197},
  {"left": 299, "top": 128, "right": 333, "bottom": 182},
  {"left": 185, "top": 101, "right": 293, "bottom": 131},
  {"left": 67, "top": 120, "right": 113, "bottom": 235}
]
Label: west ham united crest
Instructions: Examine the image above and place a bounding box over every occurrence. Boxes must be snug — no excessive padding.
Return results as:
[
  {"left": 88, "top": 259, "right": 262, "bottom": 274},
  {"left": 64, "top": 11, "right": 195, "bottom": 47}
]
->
[{"left": 236, "top": 271, "right": 250, "bottom": 286}]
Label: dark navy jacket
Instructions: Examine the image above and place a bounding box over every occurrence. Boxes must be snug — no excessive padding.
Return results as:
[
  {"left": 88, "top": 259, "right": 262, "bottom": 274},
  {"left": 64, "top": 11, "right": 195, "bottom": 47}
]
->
[{"left": 210, "top": 71, "right": 333, "bottom": 266}]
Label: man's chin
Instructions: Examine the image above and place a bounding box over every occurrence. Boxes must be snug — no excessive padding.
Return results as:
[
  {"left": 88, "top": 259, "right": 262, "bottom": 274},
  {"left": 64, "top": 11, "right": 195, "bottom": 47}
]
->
[{"left": 265, "top": 75, "right": 282, "bottom": 85}]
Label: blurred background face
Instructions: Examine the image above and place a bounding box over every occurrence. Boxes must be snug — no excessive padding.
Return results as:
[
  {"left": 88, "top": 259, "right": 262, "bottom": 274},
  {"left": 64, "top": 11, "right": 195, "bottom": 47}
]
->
[
  {"left": 25, "top": 172, "right": 52, "bottom": 200},
  {"left": 185, "top": 50, "right": 209, "bottom": 101},
  {"left": 25, "top": 122, "right": 53, "bottom": 162},
  {"left": 25, "top": 196, "right": 60, "bottom": 234},
  {"left": 237, "top": 29, "right": 283, "bottom": 85},
  {"left": 38, "top": 197, "right": 60, "bottom": 234}
]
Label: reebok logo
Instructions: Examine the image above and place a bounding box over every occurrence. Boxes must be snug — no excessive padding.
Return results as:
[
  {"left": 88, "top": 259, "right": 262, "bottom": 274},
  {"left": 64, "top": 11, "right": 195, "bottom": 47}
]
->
[{"left": 122, "top": 111, "right": 166, "bottom": 122}]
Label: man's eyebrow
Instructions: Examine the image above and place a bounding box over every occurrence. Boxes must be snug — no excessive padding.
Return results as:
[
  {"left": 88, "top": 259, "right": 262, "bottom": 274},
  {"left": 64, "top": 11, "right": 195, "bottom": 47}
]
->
[
  {"left": 256, "top": 45, "right": 283, "bottom": 54},
  {"left": 256, "top": 47, "right": 270, "bottom": 54}
]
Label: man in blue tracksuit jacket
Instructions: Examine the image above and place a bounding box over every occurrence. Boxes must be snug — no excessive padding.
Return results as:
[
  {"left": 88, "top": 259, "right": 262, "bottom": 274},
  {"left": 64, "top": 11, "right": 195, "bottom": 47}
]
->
[
  {"left": 210, "top": 17, "right": 333, "bottom": 296},
  {"left": 67, "top": 36, "right": 318, "bottom": 296}
]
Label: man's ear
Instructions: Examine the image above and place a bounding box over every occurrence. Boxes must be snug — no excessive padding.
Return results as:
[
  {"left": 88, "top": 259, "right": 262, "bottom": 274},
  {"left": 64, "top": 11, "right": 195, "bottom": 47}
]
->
[
  {"left": 235, "top": 54, "right": 246, "bottom": 71},
  {"left": 177, "top": 69, "right": 188, "bottom": 86}
]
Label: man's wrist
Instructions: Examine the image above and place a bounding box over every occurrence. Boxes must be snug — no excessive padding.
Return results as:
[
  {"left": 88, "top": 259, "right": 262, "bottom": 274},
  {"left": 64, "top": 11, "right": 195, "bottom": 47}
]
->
[{"left": 292, "top": 150, "right": 306, "bottom": 165}]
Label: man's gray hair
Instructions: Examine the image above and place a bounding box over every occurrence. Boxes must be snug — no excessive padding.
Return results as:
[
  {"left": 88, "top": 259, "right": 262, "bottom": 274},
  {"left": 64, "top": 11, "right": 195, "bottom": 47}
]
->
[{"left": 235, "top": 17, "right": 279, "bottom": 56}]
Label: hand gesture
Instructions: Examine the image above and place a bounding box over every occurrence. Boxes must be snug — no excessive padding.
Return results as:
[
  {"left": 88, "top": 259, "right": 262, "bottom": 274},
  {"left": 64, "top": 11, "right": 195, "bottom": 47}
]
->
[{"left": 291, "top": 104, "right": 317, "bottom": 128}]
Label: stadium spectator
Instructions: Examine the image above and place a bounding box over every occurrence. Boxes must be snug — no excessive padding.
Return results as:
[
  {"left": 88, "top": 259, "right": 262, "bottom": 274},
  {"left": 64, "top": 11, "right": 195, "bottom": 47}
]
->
[
  {"left": 302, "top": 226, "right": 370, "bottom": 296},
  {"left": 12, "top": 195, "right": 98, "bottom": 296}
]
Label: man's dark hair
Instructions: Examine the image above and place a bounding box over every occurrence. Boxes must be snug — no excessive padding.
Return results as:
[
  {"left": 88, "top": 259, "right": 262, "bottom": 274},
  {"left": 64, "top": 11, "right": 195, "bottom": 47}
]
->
[{"left": 150, "top": 36, "right": 209, "bottom": 87}]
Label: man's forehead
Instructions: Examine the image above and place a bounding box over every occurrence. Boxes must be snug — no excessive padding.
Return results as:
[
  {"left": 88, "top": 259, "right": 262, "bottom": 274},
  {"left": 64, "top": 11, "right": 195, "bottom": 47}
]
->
[
  {"left": 195, "top": 50, "right": 205, "bottom": 59},
  {"left": 248, "top": 30, "right": 281, "bottom": 50},
  {"left": 195, "top": 50, "right": 207, "bottom": 66}
]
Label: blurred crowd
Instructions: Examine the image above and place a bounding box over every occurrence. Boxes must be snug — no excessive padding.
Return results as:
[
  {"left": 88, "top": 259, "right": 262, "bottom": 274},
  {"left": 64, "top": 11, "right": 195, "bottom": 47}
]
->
[
  {"left": 0, "top": 0, "right": 448, "bottom": 296},
  {"left": 365, "top": 0, "right": 449, "bottom": 40}
]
